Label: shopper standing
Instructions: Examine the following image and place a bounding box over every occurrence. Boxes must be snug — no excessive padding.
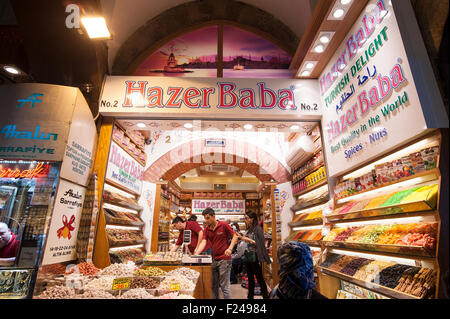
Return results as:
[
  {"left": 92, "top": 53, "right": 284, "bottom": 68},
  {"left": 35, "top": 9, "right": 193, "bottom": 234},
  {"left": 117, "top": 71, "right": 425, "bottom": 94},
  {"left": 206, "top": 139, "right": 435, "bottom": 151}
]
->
[
  {"left": 269, "top": 241, "right": 324, "bottom": 299},
  {"left": 195, "top": 208, "right": 238, "bottom": 299},
  {"left": 239, "top": 211, "right": 270, "bottom": 299}
]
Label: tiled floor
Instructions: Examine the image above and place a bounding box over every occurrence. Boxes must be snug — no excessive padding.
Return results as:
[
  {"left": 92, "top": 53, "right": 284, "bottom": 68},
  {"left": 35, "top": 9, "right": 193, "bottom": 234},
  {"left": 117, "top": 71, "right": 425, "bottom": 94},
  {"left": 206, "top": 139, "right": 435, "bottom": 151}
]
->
[{"left": 217, "top": 284, "right": 263, "bottom": 299}]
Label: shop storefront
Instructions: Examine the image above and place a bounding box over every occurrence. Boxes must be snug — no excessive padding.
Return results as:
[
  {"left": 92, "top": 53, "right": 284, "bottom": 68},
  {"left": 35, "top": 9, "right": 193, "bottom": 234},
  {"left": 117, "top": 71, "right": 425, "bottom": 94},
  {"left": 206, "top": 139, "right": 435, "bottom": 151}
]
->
[
  {"left": 2, "top": 0, "right": 447, "bottom": 301},
  {"left": 0, "top": 83, "right": 97, "bottom": 298}
]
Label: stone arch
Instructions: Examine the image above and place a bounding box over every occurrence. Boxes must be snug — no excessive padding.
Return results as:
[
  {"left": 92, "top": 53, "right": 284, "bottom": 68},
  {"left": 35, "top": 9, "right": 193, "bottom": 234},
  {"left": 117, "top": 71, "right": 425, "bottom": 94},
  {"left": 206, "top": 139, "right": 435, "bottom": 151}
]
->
[
  {"left": 112, "top": 0, "right": 300, "bottom": 75},
  {"left": 143, "top": 138, "right": 291, "bottom": 183}
]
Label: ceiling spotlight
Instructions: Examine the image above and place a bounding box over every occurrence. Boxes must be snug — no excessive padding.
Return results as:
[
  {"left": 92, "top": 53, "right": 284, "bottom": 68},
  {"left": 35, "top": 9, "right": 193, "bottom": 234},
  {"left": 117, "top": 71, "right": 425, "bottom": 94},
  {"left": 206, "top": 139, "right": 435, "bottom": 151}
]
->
[
  {"left": 340, "top": 0, "right": 352, "bottom": 4},
  {"left": 314, "top": 45, "right": 324, "bottom": 53},
  {"left": 184, "top": 123, "right": 193, "bottom": 129},
  {"left": 81, "top": 16, "right": 111, "bottom": 39},
  {"left": 136, "top": 123, "right": 146, "bottom": 128},
  {"left": 305, "top": 63, "right": 315, "bottom": 69},
  {"left": 319, "top": 36, "right": 330, "bottom": 44},
  {"left": 333, "top": 9, "right": 345, "bottom": 18},
  {"left": 3, "top": 66, "right": 20, "bottom": 74},
  {"left": 244, "top": 124, "right": 253, "bottom": 130},
  {"left": 290, "top": 125, "right": 300, "bottom": 131},
  {"left": 301, "top": 71, "right": 311, "bottom": 77}
]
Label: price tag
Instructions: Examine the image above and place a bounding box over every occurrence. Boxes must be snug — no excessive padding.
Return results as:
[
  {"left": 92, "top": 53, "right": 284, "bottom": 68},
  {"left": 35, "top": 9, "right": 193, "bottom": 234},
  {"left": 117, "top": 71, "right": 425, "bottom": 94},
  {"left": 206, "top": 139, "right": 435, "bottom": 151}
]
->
[
  {"left": 169, "top": 283, "right": 181, "bottom": 291},
  {"left": 112, "top": 277, "right": 130, "bottom": 291}
]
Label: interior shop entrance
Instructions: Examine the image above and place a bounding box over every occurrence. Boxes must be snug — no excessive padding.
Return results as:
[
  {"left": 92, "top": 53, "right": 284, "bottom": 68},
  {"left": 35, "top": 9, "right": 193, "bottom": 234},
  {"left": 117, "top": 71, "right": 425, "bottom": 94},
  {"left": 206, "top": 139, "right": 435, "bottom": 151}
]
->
[{"left": 92, "top": 117, "right": 325, "bottom": 298}]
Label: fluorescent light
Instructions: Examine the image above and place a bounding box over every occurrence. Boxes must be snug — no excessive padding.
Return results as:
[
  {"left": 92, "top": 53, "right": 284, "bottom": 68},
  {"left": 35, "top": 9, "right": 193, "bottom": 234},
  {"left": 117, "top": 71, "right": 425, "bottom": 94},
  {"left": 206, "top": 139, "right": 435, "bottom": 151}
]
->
[
  {"left": 106, "top": 225, "right": 141, "bottom": 230},
  {"left": 109, "top": 244, "right": 144, "bottom": 252},
  {"left": 103, "top": 203, "right": 139, "bottom": 215},
  {"left": 136, "top": 123, "right": 146, "bottom": 128},
  {"left": 290, "top": 125, "right": 300, "bottom": 131},
  {"left": 298, "top": 184, "right": 329, "bottom": 201},
  {"left": 337, "top": 178, "right": 438, "bottom": 205},
  {"left": 81, "top": 16, "right": 111, "bottom": 39},
  {"left": 314, "top": 45, "right": 324, "bottom": 53},
  {"left": 244, "top": 124, "right": 253, "bottom": 130},
  {"left": 3, "top": 66, "right": 19, "bottom": 74},
  {"left": 328, "top": 249, "right": 424, "bottom": 266},
  {"left": 295, "top": 203, "right": 327, "bottom": 215},
  {"left": 333, "top": 9, "right": 345, "bottom": 18},
  {"left": 293, "top": 225, "right": 322, "bottom": 231},
  {"left": 305, "top": 63, "right": 315, "bottom": 69},
  {"left": 184, "top": 123, "right": 193, "bottom": 129},
  {"left": 301, "top": 71, "right": 311, "bottom": 76},
  {"left": 340, "top": 0, "right": 352, "bottom": 4},
  {"left": 331, "top": 216, "right": 426, "bottom": 228},
  {"left": 319, "top": 36, "right": 330, "bottom": 44}
]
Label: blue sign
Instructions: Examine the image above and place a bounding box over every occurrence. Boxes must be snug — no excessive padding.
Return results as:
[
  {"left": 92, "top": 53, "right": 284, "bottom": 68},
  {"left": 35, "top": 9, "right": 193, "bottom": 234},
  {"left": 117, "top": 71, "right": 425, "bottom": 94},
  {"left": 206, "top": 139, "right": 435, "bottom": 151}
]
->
[
  {"left": 17, "top": 93, "right": 44, "bottom": 108},
  {"left": 0, "top": 125, "right": 58, "bottom": 141}
]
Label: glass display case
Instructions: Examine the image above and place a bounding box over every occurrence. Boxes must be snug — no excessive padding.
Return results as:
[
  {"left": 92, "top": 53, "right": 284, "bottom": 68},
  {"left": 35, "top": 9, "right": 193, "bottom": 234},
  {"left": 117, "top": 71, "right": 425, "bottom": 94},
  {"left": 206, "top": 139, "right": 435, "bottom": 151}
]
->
[{"left": 0, "top": 160, "right": 60, "bottom": 298}]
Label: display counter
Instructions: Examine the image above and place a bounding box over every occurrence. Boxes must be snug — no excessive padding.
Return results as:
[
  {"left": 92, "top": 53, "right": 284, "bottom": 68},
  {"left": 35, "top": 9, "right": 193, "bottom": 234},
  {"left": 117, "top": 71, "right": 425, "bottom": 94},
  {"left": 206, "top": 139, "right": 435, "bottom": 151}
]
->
[{"left": 141, "top": 264, "right": 212, "bottom": 299}]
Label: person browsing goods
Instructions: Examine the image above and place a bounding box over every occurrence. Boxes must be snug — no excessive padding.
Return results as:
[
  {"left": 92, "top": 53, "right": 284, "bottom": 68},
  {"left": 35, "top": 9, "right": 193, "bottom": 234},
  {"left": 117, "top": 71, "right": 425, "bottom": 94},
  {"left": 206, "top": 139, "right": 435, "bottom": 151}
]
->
[
  {"left": 195, "top": 208, "right": 238, "bottom": 299},
  {"left": 170, "top": 217, "right": 204, "bottom": 255}
]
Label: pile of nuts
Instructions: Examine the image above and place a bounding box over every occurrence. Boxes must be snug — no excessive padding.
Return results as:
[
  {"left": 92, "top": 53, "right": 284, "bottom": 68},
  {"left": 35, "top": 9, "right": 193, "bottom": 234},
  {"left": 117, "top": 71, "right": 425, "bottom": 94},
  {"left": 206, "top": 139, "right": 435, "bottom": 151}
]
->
[
  {"left": 118, "top": 288, "right": 155, "bottom": 299},
  {"left": 130, "top": 277, "right": 160, "bottom": 289},
  {"left": 159, "top": 274, "right": 195, "bottom": 290},
  {"left": 75, "top": 262, "right": 100, "bottom": 276},
  {"left": 76, "top": 288, "right": 115, "bottom": 299},
  {"left": 99, "top": 261, "right": 136, "bottom": 277},
  {"left": 166, "top": 268, "right": 199, "bottom": 283},
  {"left": 134, "top": 267, "right": 165, "bottom": 277},
  {"left": 84, "top": 276, "right": 115, "bottom": 290},
  {"left": 35, "top": 286, "right": 77, "bottom": 299}
]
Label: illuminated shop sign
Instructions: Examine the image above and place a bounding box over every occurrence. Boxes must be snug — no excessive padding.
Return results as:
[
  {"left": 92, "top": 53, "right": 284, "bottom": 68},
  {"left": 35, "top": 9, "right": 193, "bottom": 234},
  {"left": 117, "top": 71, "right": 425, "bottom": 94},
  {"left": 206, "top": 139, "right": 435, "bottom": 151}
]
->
[
  {"left": 0, "top": 162, "right": 50, "bottom": 179},
  {"left": 319, "top": 0, "right": 432, "bottom": 177},
  {"left": 99, "top": 76, "right": 322, "bottom": 119},
  {"left": 0, "top": 125, "right": 58, "bottom": 141}
]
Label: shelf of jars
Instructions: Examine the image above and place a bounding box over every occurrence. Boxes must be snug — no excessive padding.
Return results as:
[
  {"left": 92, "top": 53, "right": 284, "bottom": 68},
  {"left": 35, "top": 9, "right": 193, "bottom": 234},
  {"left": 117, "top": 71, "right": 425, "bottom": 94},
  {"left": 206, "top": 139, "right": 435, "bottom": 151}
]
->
[{"left": 318, "top": 130, "right": 443, "bottom": 299}]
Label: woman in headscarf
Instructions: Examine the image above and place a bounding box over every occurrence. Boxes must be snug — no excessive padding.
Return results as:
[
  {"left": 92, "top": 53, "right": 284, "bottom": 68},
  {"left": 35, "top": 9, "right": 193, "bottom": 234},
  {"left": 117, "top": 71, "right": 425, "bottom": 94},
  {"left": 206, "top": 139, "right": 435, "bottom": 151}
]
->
[{"left": 270, "top": 241, "right": 324, "bottom": 299}]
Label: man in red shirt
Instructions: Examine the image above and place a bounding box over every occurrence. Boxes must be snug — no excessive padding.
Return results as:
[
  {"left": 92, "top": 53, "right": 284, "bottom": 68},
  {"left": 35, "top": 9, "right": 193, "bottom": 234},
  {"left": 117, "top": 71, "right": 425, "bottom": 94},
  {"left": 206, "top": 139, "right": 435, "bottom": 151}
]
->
[
  {"left": 195, "top": 208, "right": 238, "bottom": 299},
  {"left": 170, "top": 217, "right": 204, "bottom": 255},
  {"left": 0, "top": 222, "right": 20, "bottom": 266}
]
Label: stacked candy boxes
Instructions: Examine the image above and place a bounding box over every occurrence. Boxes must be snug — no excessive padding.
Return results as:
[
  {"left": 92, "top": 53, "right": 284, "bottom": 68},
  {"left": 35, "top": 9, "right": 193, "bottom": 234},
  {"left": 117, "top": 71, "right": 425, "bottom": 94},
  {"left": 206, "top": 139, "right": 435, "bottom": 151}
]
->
[
  {"left": 330, "top": 184, "right": 438, "bottom": 219},
  {"left": 320, "top": 254, "right": 436, "bottom": 298},
  {"left": 334, "top": 146, "right": 439, "bottom": 199},
  {"left": 323, "top": 222, "right": 438, "bottom": 251},
  {"left": 112, "top": 125, "right": 147, "bottom": 165},
  {"left": 293, "top": 166, "right": 327, "bottom": 194}
]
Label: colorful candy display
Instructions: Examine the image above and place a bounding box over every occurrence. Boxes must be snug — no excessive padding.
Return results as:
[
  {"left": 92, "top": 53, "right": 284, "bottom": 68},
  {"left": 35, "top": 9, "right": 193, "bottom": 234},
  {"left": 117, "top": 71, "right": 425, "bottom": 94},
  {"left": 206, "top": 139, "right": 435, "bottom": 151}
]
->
[
  {"left": 323, "top": 222, "right": 437, "bottom": 251},
  {"left": 320, "top": 254, "right": 436, "bottom": 298}
]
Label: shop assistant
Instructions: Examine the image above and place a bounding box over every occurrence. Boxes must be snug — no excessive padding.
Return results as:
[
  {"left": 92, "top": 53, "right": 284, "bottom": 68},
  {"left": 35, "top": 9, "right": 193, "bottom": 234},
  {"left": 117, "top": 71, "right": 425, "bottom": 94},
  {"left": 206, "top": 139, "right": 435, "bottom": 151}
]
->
[
  {"left": 0, "top": 222, "right": 20, "bottom": 266},
  {"left": 170, "top": 217, "right": 204, "bottom": 255}
]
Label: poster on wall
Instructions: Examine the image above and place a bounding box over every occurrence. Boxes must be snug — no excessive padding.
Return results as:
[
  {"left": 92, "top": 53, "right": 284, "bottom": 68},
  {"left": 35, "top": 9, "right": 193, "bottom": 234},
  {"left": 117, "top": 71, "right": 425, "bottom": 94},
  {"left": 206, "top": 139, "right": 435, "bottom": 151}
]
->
[
  {"left": 192, "top": 199, "right": 245, "bottom": 215},
  {"left": 105, "top": 141, "right": 144, "bottom": 195},
  {"left": 275, "top": 182, "right": 295, "bottom": 241},
  {"left": 138, "top": 182, "right": 157, "bottom": 252},
  {"left": 320, "top": 0, "right": 431, "bottom": 177},
  {"left": 41, "top": 179, "right": 86, "bottom": 265}
]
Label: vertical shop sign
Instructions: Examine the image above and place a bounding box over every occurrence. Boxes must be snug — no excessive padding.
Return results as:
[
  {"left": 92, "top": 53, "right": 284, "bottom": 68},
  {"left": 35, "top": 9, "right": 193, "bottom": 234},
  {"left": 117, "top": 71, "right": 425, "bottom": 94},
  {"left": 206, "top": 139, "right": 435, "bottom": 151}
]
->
[
  {"left": 42, "top": 179, "right": 86, "bottom": 265},
  {"left": 320, "top": 0, "right": 439, "bottom": 177},
  {"left": 105, "top": 141, "right": 144, "bottom": 194}
]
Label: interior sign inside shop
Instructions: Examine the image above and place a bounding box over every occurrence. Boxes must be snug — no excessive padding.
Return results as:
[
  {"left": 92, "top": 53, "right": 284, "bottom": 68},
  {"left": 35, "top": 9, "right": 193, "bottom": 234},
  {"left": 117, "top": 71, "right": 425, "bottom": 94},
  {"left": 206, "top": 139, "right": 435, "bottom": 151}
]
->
[{"left": 320, "top": 0, "right": 430, "bottom": 177}]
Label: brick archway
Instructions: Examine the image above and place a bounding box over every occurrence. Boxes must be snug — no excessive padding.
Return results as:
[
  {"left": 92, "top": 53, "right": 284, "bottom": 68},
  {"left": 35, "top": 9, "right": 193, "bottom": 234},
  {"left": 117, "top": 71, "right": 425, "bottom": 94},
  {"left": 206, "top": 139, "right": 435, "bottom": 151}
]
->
[
  {"left": 143, "top": 138, "right": 291, "bottom": 183},
  {"left": 112, "top": 0, "right": 299, "bottom": 75}
]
